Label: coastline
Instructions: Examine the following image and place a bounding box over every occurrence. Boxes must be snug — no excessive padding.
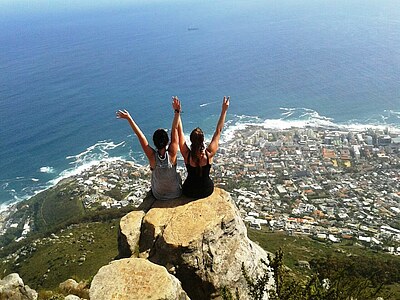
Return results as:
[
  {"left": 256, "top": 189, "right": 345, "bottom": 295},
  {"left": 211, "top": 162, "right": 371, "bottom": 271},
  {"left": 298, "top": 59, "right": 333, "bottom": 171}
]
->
[
  {"left": 2, "top": 117, "right": 400, "bottom": 221},
  {"left": 2, "top": 109, "right": 400, "bottom": 211},
  {"left": 2, "top": 121, "right": 400, "bottom": 246}
]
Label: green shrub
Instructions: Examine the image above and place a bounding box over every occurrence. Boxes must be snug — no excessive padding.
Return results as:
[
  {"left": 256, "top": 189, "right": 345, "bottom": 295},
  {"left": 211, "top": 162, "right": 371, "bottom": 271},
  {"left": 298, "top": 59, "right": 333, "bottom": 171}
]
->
[{"left": 223, "top": 248, "right": 391, "bottom": 300}]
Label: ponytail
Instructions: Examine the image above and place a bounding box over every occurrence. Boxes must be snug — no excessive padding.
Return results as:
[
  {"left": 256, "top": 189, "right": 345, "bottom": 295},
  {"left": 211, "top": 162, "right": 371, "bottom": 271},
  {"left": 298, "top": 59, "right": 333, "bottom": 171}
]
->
[{"left": 190, "top": 128, "right": 205, "bottom": 176}]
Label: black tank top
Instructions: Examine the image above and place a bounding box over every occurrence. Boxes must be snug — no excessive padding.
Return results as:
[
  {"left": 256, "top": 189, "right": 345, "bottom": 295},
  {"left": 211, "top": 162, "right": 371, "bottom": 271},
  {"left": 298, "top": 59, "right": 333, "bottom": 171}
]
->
[{"left": 182, "top": 151, "right": 214, "bottom": 199}]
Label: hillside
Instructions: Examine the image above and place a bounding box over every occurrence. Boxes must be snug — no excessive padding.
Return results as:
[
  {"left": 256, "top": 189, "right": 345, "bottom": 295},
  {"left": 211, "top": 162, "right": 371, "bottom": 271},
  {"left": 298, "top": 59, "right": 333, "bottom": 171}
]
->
[
  {"left": 248, "top": 229, "right": 400, "bottom": 298},
  {"left": 1, "top": 220, "right": 119, "bottom": 291},
  {"left": 0, "top": 160, "right": 148, "bottom": 248}
]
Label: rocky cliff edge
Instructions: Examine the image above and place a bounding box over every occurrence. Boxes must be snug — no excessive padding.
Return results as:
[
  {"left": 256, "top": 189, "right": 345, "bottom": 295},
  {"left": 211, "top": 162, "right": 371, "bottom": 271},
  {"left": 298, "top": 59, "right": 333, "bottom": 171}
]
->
[{"left": 90, "top": 188, "right": 273, "bottom": 300}]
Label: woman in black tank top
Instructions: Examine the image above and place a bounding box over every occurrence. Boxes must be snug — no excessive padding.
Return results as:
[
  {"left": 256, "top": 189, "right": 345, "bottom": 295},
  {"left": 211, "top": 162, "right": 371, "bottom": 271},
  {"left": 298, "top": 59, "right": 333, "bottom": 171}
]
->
[
  {"left": 183, "top": 143, "right": 214, "bottom": 198},
  {"left": 172, "top": 96, "right": 230, "bottom": 199}
]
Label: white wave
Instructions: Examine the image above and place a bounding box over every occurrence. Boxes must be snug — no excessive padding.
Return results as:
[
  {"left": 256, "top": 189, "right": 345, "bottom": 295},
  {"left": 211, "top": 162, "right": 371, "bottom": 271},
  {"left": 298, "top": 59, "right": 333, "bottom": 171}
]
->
[
  {"left": 235, "top": 114, "right": 263, "bottom": 122},
  {"left": 65, "top": 141, "right": 126, "bottom": 176},
  {"left": 380, "top": 115, "right": 389, "bottom": 121},
  {"left": 221, "top": 109, "right": 400, "bottom": 143},
  {"left": 128, "top": 149, "right": 148, "bottom": 165},
  {"left": 306, "top": 111, "right": 333, "bottom": 122},
  {"left": 39, "top": 166, "right": 55, "bottom": 173},
  {"left": 388, "top": 110, "right": 400, "bottom": 115},
  {"left": 66, "top": 141, "right": 125, "bottom": 169},
  {"left": 1, "top": 157, "right": 126, "bottom": 207},
  {"left": 342, "top": 123, "right": 400, "bottom": 133},
  {"left": 66, "top": 140, "right": 125, "bottom": 163},
  {"left": 0, "top": 202, "right": 14, "bottom": 213},
  {"left": 281, "top": 107, "right": 334, "bottom": 122},
  {"left": 200, "top": 100, "right": 219, "bottom": 107},
  {"left": 1, "top": 140, "right": 127, "bottom": 210},
  {"left": 52, "top": 157, "right": 124, "bottom": 186},
  {"left": 280, "top": 108, "right": 295, "bottom": 118},
  {"left": 222, "top": 115, "right": 263, "bottom": 142},
  {"left": 223, "top": 123, "right": 250, "bottom": 143},
  {"left": 385, "top": 110, "right": 400, "bottom": 120}
]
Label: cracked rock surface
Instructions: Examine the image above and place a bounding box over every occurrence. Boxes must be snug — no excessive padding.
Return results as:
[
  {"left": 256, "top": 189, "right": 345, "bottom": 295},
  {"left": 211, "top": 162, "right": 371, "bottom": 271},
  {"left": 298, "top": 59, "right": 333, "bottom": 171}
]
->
[{"left": 102, "top": 188, "right": 273, "bottom": 300}]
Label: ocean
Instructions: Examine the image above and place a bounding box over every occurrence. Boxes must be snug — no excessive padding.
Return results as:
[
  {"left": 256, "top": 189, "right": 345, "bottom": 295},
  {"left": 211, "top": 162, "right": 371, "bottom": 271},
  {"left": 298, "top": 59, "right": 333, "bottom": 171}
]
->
[{"left": 1, "top": 0, "right": 399, "bottom": 209}]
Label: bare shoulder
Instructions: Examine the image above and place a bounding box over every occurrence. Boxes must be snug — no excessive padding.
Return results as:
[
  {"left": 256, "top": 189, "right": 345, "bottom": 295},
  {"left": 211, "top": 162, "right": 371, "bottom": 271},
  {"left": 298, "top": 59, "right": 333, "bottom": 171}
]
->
[{"left": 206, "top": 148, "right": 215, "bottom": 161}]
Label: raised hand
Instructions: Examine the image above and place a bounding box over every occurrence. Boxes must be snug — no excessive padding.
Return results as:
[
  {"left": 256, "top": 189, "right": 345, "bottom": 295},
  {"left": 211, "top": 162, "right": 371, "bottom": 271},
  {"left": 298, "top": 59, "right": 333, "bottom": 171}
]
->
[
  {"left": 172, "top": 96, "right": 181, "bottom": 112},
  {"left": 222, "top": 96, "right": 230, "bottom": 112},
  {"left": 116, "top": 109, "right": 131, "bottom": 120}
]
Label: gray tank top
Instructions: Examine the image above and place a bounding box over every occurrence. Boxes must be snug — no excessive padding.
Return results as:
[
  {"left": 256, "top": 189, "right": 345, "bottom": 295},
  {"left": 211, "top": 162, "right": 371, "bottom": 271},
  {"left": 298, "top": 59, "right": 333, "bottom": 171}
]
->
[{"left": 151, "top": 150, "right": 182, "bottom": 200}]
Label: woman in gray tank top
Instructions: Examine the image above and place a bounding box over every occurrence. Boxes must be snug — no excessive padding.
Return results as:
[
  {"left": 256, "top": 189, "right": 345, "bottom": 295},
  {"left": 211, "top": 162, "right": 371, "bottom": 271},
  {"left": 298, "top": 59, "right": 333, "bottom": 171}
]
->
[{"left": 116, "top": 99, "right": 182, "bottom": 200}]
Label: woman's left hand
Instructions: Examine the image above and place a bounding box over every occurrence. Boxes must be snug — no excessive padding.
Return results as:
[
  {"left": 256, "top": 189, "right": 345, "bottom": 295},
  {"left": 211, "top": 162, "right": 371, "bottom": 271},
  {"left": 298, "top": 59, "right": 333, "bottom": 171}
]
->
[{"left": 172, "top": 96, "right": 181, "bottom": 112}]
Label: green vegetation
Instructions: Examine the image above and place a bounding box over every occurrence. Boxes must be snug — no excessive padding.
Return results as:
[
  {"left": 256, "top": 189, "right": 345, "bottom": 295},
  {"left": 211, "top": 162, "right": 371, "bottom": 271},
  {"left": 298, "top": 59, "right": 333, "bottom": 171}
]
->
[
  {"left": 223, "top": 247, "right": 397, "bottom": 300},
  {"left": 0, "top": 174, "right": 137, "bottom": 294},
  {"left": 30, "top": 181, "right": 85, "bottom": 232},
  {"left": 0, "top": 227, "right": 22, "bottom": 248},
  {"left": 245, "top": 229, "right": 400, "bottom": 299},
  {"left": 0, "top": 175, "right": 136, "bottom": 250},
  {"left": 0, "top": 205, "right": 134, "bottom": 261},
  {"left": 1, "top": 220, "right": 119, "bottom": 292},
  {"left": 0, "top": 178, "right": 86, "bottom": 249}
]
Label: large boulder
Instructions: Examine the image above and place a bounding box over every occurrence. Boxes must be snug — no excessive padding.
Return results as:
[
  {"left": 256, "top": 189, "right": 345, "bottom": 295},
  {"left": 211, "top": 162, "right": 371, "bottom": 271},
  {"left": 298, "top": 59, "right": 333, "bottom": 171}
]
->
[
  {"left": 89, "top": 258, "right": 189, "bottom": 300},
  {"left": 138, "top": 188, "right": 272, "bottom": 299},
  {"left": 0, "top": 273, "right": 38, "bottom": 300},
  {"left": 117, "top": 210, "right": 145, "bottom": 258},
  {"left": 117, "top": 193, "right": 156, "bottom": 258}
]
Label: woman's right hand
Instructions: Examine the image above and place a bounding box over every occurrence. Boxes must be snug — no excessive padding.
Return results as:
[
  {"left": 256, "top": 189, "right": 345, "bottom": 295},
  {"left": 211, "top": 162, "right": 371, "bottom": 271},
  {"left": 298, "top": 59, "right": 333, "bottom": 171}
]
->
[{"left": 116, "top": 109, "right": 131, "bottom": 120}]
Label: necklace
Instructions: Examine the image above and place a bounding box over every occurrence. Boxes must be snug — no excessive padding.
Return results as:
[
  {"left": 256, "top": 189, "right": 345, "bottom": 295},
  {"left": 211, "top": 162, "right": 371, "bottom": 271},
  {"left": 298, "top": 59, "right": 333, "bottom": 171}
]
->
[{"left": 157, "top": 151, "right": 166, "bottom": 161}]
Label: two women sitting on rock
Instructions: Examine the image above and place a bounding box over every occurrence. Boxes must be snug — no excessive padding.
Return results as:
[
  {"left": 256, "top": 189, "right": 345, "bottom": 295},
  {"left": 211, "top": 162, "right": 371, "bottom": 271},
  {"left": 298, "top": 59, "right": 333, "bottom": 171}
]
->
[{"left": 117, "top": 96, "right": 229, "bottom": 200}]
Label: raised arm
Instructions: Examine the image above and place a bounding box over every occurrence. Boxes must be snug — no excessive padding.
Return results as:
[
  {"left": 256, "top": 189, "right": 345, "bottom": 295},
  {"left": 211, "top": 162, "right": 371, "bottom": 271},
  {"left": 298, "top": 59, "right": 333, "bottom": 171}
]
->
[
  {"left": 207, "top": 96, "right": 230, "bottom": 157},
  {"left": 116, "top": 109, "right": 155, "bottom": 167},
  {"left": 168, "top": 97, "right": 181, "bottom": 164},
  {"left": 172, "top": 97, "right": 190, "bottom": 162}
]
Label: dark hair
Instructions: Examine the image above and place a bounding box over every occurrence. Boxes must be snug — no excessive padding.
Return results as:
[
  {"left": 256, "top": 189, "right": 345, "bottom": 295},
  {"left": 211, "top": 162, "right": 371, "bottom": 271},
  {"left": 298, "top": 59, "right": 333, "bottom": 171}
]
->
[
  {"left": 190, "top": 127, "right": 205, "bottom": 169},
  {"left": 153, "top": 129, "right": 169, "bottom": 150}
]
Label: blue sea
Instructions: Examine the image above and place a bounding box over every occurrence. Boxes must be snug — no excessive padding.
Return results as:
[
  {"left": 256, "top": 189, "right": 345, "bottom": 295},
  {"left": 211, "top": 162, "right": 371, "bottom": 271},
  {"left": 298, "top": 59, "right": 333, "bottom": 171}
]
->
[{"left": 1, "top": 0, "right": 399, "bottom": 209}]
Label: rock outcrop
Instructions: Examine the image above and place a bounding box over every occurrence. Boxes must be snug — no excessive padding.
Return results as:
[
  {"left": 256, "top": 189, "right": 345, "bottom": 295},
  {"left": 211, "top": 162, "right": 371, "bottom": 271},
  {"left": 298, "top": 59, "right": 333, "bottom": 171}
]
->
[
  {"left": 89, "top": 258, "right": 189, "bottom": 300},
  {"left": 0, "top": 273, "right": 38, "bottom": 300},
  {"left": 59, "top": 278, "right": 89, "bottom": 299},
  {"left": 92, "top": 188, "right": 273, "bottom": 299},
  {"left": 117, "top": 210, "right": 145, "bottom": 258}
]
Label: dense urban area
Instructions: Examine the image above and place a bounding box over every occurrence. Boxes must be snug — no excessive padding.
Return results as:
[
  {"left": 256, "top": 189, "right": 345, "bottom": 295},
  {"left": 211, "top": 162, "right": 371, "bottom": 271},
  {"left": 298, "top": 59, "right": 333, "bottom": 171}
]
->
[{"left": 1, "top": 125, "right": 400, "bottom": 254}]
